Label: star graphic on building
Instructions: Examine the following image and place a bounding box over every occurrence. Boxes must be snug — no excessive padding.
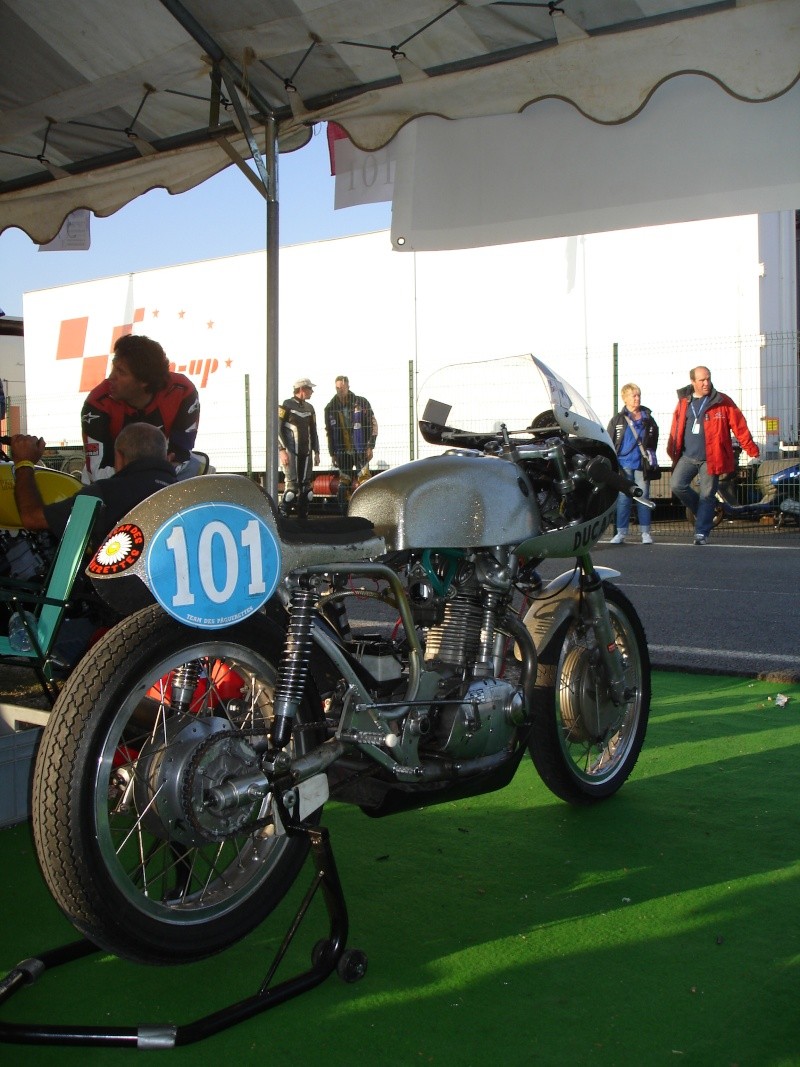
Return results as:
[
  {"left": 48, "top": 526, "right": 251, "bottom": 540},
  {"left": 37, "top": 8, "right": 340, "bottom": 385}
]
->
[{"left": 54, "top": 303, "right": 228, "bottom": 395}]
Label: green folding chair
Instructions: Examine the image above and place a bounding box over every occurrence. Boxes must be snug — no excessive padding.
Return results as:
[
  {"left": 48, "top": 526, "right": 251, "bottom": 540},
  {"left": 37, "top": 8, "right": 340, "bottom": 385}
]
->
[{"left": 0, "top": 495, "right": 103, "bottom": 705}]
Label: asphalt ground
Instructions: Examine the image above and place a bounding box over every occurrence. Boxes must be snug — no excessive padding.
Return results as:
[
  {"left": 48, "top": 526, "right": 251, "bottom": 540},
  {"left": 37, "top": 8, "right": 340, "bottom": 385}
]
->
[{"left": 542, "top": 518, "right": 800, "bottom": 681}]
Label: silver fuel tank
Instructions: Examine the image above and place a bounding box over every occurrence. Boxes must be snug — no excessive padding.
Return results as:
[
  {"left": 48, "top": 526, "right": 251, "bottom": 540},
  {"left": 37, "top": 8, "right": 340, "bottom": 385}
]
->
[{"left": 349, "top": 452, "right": 541, "bottom": 550}]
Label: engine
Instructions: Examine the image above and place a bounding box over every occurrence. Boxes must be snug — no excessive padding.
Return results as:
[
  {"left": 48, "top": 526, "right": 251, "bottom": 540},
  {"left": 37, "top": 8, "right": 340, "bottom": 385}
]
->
[{"left": 400, "top": 547, "right": 526, "bottom": 758}]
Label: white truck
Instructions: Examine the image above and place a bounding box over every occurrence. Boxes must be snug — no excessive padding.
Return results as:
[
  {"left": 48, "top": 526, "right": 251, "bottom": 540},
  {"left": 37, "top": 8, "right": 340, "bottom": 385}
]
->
[
  {"left": 19, "top": 216, "right": 793, "bottom": 487},
  {"left": 20, "top": 236, "right": 423, "bottom": 480}
]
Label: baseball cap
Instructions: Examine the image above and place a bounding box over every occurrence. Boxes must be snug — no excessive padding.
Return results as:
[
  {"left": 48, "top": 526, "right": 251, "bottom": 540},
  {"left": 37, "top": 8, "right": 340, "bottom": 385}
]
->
[{"left": 293, "top": 377, "right": 316, "bottom": 390}]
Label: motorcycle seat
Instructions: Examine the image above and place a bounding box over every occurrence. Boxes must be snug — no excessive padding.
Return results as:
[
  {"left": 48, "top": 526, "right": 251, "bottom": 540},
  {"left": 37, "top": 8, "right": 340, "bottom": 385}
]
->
[{"left": 276, "top": 514, "right": 377, "bottom": 547}]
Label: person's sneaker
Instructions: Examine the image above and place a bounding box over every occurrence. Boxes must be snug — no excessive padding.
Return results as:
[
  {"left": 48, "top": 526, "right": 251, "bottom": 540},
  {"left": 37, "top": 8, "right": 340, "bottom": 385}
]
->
[
  {"left": 694, "top": 534, "right": 710, "bottom": 545},
  {"left": 609, "top": 531, "right": 626, "bottom": 544},
  {"left": 641, "top": 531, "right": 653, "bottom": 544}
]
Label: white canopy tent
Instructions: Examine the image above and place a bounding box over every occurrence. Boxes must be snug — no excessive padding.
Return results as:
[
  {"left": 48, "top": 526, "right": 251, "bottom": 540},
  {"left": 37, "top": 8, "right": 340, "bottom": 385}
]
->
[{"left": 1, "top": 0, "right": 798, "bottom": 493}]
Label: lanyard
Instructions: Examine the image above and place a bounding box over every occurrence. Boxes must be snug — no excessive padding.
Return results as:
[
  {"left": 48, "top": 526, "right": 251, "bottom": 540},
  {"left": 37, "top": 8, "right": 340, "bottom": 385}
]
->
[{"left": 689, "top": 396, "right": 708, "bottom": 425}]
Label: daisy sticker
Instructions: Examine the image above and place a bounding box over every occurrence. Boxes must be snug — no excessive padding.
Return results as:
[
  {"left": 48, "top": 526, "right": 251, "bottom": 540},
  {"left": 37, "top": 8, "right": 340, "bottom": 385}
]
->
[{"left": 89, "top": 523, "right": 145, "bottom": 576}]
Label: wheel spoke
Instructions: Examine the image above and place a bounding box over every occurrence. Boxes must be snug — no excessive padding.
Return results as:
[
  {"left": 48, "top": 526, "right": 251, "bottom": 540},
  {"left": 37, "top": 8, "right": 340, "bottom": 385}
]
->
[
  {"left": 94, "top": 650, "right": 291, "bottom": 918},
  {"left": 530, "top": 583, "right": 649, "bottom": 803},
  {"left": 557, "top": 605, "right": 643, "bottom": 784}
]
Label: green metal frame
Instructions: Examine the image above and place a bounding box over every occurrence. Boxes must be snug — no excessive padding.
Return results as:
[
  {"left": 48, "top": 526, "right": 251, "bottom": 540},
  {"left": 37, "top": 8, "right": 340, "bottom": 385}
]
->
[{"left": 0, "top": 495, "right": 103, "bottom": 704}]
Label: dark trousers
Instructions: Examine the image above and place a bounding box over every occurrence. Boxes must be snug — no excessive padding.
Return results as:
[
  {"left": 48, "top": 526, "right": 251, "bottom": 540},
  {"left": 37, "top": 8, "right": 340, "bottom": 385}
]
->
[{"left": 333, "top": 451, "right": 369, "bottom": 513}]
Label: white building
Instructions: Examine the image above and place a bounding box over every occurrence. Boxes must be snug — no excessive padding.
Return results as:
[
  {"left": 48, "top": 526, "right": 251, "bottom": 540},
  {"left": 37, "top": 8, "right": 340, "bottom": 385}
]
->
[{"left": 19, "top": 211, "right": 798, "bottom": 471}]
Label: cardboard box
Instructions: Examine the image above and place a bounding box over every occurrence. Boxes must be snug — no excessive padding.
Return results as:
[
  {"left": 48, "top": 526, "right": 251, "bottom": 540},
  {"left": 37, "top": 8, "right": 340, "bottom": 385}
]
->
[{"left": 0, "top": 704, "right": 49, "bottom": 827}]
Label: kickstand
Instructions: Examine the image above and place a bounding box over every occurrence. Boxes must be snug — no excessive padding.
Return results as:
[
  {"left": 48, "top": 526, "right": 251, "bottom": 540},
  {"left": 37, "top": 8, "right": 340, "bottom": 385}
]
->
[{"left": 0, "top": 824, "right": 366, "bottom": 1049}]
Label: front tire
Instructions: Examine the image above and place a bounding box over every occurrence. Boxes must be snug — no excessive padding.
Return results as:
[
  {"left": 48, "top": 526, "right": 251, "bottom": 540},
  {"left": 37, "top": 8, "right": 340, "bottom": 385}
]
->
[
  {"left": 32, "top": 604, "right": 325, "bottom": 965},
  {"left": 528, "top": 582, "right": 650, "bottom": 804}
]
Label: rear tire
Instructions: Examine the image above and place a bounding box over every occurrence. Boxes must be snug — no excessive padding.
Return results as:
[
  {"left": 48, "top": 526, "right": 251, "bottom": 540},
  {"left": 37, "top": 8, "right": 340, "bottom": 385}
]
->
[
  {"left": 32, "top": 604, "right": 325, "bottom": 965},
  {"left": 528, "top": 582, "right": 650, "bottom": 804}
]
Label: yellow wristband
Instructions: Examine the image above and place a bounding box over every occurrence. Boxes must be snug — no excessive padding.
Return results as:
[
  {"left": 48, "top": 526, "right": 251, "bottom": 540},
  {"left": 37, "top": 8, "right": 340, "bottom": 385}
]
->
[{"left": 13, "top": 461, "right": 36, "bottom": 472}]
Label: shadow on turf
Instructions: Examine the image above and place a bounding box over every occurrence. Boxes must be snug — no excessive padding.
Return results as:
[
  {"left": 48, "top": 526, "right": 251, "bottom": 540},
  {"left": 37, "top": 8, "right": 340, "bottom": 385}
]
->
[{"left": 1, "top": 674, "right": 798, "bottom": 1063}]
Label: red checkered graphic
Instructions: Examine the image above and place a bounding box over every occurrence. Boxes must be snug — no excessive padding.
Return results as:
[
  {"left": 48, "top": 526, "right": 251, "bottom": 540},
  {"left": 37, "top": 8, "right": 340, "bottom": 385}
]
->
[
  {"left": 54, "top": 306, "right": 225, "bottom": 393},
  {"left": 56, "top": 308, "right": 144, "bottom": 392}
]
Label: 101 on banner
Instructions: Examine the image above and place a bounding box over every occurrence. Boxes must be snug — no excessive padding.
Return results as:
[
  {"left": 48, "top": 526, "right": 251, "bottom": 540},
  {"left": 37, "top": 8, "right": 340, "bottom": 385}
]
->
[{"left": 334, "top": 139, "right": 396, "bottom": 210}]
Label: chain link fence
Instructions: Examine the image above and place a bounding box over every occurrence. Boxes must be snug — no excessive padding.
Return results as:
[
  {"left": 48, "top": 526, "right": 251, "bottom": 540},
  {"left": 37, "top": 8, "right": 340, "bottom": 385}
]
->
[
  {"left": 595, "top": 332, "right": 800, "bottom": 539},
  {"left": 7, "top": 331, "right": 799, "bottom": 540}
]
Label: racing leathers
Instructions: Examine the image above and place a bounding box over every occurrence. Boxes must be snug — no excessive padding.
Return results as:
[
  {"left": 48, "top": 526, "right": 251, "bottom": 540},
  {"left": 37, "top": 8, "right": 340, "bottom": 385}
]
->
[
  {"left": 278, "top": 395, "right": 320, "bottom": 517},
  {"left": 81, "top": 372, "right": 200, "bottom": 484}
]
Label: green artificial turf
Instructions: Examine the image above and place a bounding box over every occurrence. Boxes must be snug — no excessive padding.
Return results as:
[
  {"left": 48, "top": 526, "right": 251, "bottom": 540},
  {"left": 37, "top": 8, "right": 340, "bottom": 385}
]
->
[{"left": 1, "top": 671, "right": 799, "bottom": 1066}]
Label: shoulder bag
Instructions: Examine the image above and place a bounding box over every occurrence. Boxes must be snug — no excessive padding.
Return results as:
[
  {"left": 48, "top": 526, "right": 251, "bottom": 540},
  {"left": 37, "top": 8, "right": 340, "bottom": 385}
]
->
[{"left": 624, "top": 414, "right": 661, "bottom": 481}]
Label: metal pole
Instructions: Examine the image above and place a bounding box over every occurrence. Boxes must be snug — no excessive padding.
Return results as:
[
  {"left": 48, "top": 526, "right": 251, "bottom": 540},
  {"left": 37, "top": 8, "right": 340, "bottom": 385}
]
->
[
  {"left": 408, "top": 359, "right": 415, "bottom": 461},
  {"left": 245, "top": 373, "right": 252, "bottom": 477},
  {"left": 612, "top": 342, "right": 619, "bottom": 413},
  {"left": 265, "top": 115, "right": 279, "bottom": 498}
]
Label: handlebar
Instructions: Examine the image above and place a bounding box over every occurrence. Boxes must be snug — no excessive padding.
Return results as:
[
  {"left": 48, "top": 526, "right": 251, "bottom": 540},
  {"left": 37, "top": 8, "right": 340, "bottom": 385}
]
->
[{"left": 585, "top": 456, "right": 656, "bottom": 509}]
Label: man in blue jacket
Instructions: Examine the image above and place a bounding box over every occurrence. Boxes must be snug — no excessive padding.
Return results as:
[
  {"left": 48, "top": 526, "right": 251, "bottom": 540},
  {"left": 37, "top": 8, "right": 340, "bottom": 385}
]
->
[{"left": 8, "top": 422, "right": 176, "bottom": 667}]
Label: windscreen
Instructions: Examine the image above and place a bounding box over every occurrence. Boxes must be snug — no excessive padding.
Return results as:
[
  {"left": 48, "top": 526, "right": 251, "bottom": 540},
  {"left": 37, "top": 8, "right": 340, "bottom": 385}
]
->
[{"left": 417, "top": 353, "right": 609, "bottom": 447}]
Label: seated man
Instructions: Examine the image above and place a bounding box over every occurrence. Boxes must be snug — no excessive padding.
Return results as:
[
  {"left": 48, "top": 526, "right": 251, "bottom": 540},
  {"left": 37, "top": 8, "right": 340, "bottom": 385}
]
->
[
  {"left": 8, "top": 423, "right": 177, "bottom": 667},
  {"left": 11, "top": 422, "right": 176, "bottom": 548}
]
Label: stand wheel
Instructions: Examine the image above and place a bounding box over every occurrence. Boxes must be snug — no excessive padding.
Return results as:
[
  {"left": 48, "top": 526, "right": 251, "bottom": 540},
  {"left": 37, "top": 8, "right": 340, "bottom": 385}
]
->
[{"left": 337, "top": 948, "right": 368, "bottom": 983}]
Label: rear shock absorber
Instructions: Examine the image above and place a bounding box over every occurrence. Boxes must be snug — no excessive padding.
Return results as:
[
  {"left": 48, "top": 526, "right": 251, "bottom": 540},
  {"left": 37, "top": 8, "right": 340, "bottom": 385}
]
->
[
  {"left": 271, "top": 581, "right": 316, "bottom": 750},
  {"left": 169, "top": 661, "right": 201, "bottom": 714}
]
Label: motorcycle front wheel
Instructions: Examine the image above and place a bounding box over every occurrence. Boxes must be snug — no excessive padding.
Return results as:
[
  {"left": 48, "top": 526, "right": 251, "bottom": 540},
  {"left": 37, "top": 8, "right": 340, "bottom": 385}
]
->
[
  {"left": 32, "top": 604, "right": 325, "bottom": 965},
  {"left": 528, "top": 582, "right": 650, "bottom": 804}
]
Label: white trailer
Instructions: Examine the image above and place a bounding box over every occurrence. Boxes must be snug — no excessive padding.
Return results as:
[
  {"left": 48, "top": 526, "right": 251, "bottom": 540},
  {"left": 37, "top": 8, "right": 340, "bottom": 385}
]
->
[{"left": 20, "top": 212, "right": 797, "bottom": 478}]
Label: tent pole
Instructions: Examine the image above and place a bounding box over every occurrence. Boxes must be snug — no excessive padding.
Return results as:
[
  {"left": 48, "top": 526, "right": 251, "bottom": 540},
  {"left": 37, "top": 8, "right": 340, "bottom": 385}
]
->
[
  {"left": 265, "top": 115, "right": 279, "bottom": 499},
  {"left": 156, "top": 0, "right": 281, "bottom": 495}
]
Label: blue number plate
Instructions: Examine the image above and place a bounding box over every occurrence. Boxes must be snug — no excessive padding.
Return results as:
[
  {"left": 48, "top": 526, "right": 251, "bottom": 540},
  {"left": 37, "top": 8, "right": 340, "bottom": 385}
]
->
[{"left": 146, "top": 503, "right": 281, "bottom": 628}]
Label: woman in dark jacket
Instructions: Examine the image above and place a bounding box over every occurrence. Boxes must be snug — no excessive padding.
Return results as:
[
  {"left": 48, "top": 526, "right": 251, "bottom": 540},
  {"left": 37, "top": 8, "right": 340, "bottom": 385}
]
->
[{"left": 606, "top": 383, "right": 659, "bottom": 544}]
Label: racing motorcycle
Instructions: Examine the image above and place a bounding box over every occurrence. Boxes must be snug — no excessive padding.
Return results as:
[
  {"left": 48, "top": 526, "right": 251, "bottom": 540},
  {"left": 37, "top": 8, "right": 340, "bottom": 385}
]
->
[{"left": 31, "top": 355, "right": 651, "bottom": 968}]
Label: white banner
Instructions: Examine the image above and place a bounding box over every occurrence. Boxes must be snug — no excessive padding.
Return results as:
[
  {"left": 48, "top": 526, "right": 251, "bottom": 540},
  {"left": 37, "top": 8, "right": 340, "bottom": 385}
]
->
[
  {"left": 390, "top": 77, "right": 800, "bottom": 251},
  {"left": 38, "top": 209, "right": 91, "bottom": 251},
  {"left": 334, "top": 138, "right": 396, "bottom": 209}
]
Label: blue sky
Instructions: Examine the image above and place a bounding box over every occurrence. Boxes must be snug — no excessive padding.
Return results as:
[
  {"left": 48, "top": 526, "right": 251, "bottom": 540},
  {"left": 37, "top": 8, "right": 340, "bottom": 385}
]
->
[{"left": 0, "top": 129, "right": 391, "bottom": 318}]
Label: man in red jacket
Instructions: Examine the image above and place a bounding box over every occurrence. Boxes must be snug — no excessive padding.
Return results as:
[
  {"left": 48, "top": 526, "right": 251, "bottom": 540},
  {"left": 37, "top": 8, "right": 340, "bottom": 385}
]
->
[{"left": 667, "top": 366, "right": 759, "bottom": 545}]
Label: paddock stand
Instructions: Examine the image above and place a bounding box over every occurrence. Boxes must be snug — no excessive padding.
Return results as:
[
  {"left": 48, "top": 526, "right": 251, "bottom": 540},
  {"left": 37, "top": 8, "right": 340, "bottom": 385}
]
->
[{"left": 0, "top": 824, "right": 367, "bottom": 1050}]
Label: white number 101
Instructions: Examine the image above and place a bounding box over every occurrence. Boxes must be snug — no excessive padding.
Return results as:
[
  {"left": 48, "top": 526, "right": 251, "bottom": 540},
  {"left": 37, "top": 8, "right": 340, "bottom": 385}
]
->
[{"left": 165, "top": 519, "right": 267, "bottom": 607}]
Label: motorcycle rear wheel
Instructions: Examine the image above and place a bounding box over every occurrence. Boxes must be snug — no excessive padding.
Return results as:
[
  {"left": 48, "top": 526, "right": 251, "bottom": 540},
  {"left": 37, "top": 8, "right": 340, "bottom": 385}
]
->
[
  {"left": 32, "top": 604, "right": 325, "bottom": 965},
  {"left": 528, "top": 582, "right": 650, "bottom": 804}
]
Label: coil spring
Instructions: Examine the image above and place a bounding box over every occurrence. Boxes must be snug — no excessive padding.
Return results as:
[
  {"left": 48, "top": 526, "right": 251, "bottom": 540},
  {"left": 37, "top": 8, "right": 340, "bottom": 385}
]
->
[
  {"left": 170, "top": 661, "right": 201, "bottom": 714},
  {"left": 476, "top": 590, "right": 502, "bottom": 675},
  {"left": 274, "top": 584, "right": 316, "bottom": 720}
]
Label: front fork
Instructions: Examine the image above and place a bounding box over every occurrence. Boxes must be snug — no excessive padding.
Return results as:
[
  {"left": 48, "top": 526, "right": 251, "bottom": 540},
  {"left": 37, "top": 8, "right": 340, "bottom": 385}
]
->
[{"left": 577, "top": 556, "right": 633, "bottom": 706}]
